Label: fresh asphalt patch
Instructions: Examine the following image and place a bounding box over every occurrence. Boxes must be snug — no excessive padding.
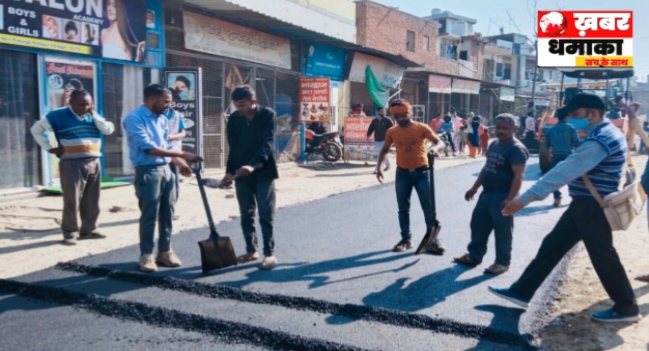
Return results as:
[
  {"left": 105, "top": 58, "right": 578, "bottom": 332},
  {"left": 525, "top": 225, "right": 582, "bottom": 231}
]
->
[
  {"left": 0, "top": 278, "right": 372, "bottom": 351},
  {"left": 55, "top": 261, "right": 537, "bottom": 350}
]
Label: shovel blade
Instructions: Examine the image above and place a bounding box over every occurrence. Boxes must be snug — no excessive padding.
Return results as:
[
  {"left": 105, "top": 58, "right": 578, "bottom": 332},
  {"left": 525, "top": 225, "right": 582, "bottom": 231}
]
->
[
  {"left": 415, "top": 222, "right": 442, "bottom": 255},
  {"left": 198, "top": 236, "right": 238, "bottom": 273}
]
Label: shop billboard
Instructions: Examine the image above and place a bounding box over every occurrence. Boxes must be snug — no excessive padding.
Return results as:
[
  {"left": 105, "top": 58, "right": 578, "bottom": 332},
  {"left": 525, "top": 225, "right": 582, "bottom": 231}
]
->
[
  {"left": 305, "top": 43, "right": 346, "bottom": 81},
  {"left": 0, "top": 0, "right": 148, "bottom": 62},
  {"left": 452, "top": 79, "right": 480, "bottom": 95},
  {"left": 428, "top": 75, "right": 452, "bottom": 94},
  {"left": 343, "top": 117, "right": 378, "bottom": 161},
  {"left": 164, "top": 67, "right": 203, "bottom": 157},
  {"left": 300, "top": 77, "right": 330, "bottom": 123},
  {"left": 183, "top": 11, "right": 292, "bottom": 70},
  {"left": 537, "top": 11, "right": 633, "bottom": 68}
]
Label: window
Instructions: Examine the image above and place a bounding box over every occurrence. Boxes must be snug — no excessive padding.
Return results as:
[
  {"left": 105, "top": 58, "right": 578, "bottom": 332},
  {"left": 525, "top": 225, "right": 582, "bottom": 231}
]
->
[
  {"left": 0, "top": 50, "right": 40, "bottom": 188},
  {"left": 503, "top": 63, "right": 512, "bottom": 80},
  {"left": 459, "top": 50, "right": 468, "bottom": 60},
  {"left": 406, "top": 30, "right": 415, "bottom": 52},
  {"left": 496, "top": 62, "right": 503, "bottom": 77},
  {"left": 423, "top": 36, "right": 430, "bottom": 52}
]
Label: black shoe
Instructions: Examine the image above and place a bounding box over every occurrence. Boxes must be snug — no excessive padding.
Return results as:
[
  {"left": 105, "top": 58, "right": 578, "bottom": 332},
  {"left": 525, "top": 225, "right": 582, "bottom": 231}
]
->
[{"left": 393, "top": 239, "right": 414, "bottom": 253}]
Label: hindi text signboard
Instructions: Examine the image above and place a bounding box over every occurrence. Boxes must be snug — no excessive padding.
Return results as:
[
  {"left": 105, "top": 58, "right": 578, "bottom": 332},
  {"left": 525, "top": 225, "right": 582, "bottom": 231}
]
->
[
  {"left": 300, "top": 77, "right": 330, "bottom": 123},
  {"left": 344, "top": 117, "right": 378, "bottom": 161}
]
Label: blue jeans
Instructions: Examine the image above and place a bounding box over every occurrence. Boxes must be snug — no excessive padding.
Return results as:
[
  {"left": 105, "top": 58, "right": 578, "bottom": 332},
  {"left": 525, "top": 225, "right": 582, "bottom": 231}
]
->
[
  {"left": 134, "top": 165, "right": 176, "bottom": 255},
  {"left": 395, "top": 168, "right": 433, "bottom": 240},
  {"left": 468, "top": 192, "right": 513, "bottom": 266},
  {"left": 551, "top": 154, "right": 569, "bottom": 200}
]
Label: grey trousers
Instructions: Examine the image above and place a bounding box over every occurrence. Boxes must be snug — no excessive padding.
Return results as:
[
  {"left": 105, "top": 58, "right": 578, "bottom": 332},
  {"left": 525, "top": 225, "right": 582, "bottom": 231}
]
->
[
  {"left": 134, "top": 164, "right": 176, "bottom": 255},
  {"left": 59, "top": 157, "right": 101, "bottom": 239}
]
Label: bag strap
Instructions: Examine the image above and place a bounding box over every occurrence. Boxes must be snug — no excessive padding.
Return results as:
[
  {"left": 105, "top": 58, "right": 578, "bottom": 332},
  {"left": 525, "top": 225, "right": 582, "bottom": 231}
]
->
[{"left": 582, "top": 174, "right": 606, "bottom": 207}]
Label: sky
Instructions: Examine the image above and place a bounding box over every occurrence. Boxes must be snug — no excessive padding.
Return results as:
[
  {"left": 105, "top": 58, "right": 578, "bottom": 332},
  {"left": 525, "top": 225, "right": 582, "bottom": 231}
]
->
[{"left": 372, "top": 0, "right": 649, "bottom": 81}]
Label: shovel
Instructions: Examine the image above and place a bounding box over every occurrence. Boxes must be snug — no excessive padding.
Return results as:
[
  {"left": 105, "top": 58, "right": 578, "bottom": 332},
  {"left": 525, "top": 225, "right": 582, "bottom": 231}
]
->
[
  {"left": 415, "top": 152, "right": 442, "bottom": 255},
  {"left": 194, "top": 163, "right": 238, "bottom": 273}
]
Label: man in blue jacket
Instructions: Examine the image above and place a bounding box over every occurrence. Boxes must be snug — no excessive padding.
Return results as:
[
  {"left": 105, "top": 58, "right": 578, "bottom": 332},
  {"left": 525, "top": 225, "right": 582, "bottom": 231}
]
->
[{"left": 492, "top": 93, "right": 640, "bottom": 323}]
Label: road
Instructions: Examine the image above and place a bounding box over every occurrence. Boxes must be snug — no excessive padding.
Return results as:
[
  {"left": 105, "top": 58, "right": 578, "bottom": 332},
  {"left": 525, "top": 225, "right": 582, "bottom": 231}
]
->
[{"left": 0, "top": 157, "right": 570, "bottom": 351}]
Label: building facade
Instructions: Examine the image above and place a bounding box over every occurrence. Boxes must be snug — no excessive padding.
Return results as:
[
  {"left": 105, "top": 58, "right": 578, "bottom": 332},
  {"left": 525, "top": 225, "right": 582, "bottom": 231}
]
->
[{"left": 0, "top": 0, "right": 165, "bottom": 193}]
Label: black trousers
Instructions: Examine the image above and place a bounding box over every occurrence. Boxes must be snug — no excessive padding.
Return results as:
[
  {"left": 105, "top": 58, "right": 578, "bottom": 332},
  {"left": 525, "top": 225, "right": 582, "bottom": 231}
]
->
[
  {"left": 235, "top": 178, "right": 276, "bottom": 256},
  {"left": 511, "top": 198, "right": 638, "bottom": 314}
]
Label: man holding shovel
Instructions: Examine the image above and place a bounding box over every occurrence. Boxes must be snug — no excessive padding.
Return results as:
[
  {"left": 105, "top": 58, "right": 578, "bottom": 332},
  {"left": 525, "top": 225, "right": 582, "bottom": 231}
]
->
[
  {"left": 376, "top": 99, "right": 446, "bottom": 254},
  {"left": 123, "top": 84, "right": 202, "bottom": 273},
  {"left": 221, "top": 85, "right": 279, "bottom": 270}
]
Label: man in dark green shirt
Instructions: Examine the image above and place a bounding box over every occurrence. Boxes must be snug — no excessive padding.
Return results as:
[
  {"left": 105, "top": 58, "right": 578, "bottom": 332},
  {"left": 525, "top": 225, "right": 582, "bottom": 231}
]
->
[{"left": 545, "top": 107, "right": 579, "bottom": 207}]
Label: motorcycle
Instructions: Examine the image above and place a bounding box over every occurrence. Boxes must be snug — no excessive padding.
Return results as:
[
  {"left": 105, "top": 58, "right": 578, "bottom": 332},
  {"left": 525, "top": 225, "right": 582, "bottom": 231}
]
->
[
  {"left": 305, "top": 130, "right": 343, "bottom": 162},
  {"left": 438, "top": 133, "right": 452, "bottom": 157}
]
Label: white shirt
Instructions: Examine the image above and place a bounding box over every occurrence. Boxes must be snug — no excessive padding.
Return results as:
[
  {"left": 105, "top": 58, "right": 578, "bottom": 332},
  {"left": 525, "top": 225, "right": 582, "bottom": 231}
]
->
[
  {"left": 525, "top": 117, "right": 536, "bottom": 132},
  {"left": 31, "top": 107, "right": 115, "bottom": 151}
]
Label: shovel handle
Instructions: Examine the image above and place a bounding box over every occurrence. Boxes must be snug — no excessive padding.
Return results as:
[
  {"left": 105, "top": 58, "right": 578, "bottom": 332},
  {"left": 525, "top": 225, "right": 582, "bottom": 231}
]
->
[
  {"left": 427, "top": 153, "right": 437, "bottom": 218},
  {"left": 193, "top": 163, "right": 220, "bottom": 238}
]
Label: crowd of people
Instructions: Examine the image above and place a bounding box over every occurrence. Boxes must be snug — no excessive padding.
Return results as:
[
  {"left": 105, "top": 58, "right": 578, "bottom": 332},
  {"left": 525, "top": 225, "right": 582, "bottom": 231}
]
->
[{"left": 34, "top": 85, "right": 646, "bottom": 324}]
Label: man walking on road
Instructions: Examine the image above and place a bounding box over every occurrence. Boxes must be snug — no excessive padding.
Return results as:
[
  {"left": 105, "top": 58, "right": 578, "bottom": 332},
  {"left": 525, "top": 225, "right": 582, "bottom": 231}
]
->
[
  {"left": 166, "top": 107, "right": 187, "bottom": 220},
  {"left": 367, "top": 106, "right": 395, "bottom": 174},
  {"left": 221, "top": 85, "right": 280, "bottom": 270},
  {"left": 492, "top": 93, "right": 641, "bottom": 323},
  {"left": 376, "top": 99, "right": 446, "bottom": 255},
  {"left": 31, "top": 89, "right": 114, "bottom": 246},
  {"left": 453, "top": 114, "right": 528, "bottom": 275},
  {"left": 545, "top": 107, "right": 579, "bottom": 207},
  {"left": 123, "top": 84, "right": 201, "bottom": 272}
]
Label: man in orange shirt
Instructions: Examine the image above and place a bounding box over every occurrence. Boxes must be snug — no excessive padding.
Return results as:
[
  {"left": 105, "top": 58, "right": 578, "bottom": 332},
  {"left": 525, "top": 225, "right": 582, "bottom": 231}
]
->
[{"left": 377, "top": 99, "right": 447, "bottom": 254}]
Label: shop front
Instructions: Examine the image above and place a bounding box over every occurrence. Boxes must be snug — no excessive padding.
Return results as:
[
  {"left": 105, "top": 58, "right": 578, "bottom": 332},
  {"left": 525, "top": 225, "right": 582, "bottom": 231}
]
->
[
  {"left": 163, "top": 6, "right": 303, "bottom": 167},
  {"left": 0, "top": 0, "right": 165, "bottom": 191}
]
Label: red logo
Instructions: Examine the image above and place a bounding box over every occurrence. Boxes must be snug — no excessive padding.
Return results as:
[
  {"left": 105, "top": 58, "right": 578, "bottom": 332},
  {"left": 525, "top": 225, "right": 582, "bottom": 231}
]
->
[{"left": 539, "top": 11, "right": 568, "bottom": 36}]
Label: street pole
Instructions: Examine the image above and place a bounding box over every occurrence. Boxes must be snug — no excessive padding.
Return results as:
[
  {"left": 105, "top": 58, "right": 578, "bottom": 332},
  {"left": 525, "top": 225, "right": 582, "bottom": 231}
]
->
[{"left": 530, "top": 40, "right": 538, "bottom": 117}]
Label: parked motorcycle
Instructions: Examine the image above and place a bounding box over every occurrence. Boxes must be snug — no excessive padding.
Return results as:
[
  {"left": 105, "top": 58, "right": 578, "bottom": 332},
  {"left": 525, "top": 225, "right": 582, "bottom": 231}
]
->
[{"left": 305, "top": 130, "right": 343, "bottom": 162}]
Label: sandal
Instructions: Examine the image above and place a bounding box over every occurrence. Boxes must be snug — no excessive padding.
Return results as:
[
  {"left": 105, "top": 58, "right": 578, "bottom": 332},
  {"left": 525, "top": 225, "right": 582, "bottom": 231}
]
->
[
  {"left": 259, "top": 256, "right": 278, "bottom": 270},
  {"left": 453, "top": 253, "right": 482, "bottom": 266},
  {"left": 635, "top": 275, "right": 649, "bottom": 283},
  {"left": 237, "top": 253, "right": 259, "bottom": 264}
]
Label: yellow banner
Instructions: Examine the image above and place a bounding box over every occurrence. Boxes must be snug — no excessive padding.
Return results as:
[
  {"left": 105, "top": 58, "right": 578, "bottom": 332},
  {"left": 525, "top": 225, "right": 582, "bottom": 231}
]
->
[
  {"left": 0, "top": 33, "right": 91, "bottom": 55},
  {"left": 575, "top": 56, "right": 633, "bottom": 67}
]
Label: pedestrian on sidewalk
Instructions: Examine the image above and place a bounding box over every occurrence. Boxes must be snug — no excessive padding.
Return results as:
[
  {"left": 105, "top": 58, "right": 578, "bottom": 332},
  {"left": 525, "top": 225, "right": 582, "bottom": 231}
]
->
[
  {"left": 614, "top": 95, "right": 647, "bottom": 165},
  {"left": 545, "top": 107, "right": 580, "bottom": 207},
  {"left": 640, "top": 121, "right": 649, "bottom": 154},
  {"left": 429, "top": 112, "right": 443, "bottom": 135},
  {"left": 31, "top": 89, "right": 115, "bottom": 246},
  {"left": 453, "top": 114, "right": 528, "bottom": 275},
  {"left": 467, "top": 115, "right": 485, "bottom": 158},
  {"left": 438, "top": 113, "right": 456, "bottom": 156},
  {"left": 166, "top": 107, "right": 187, "bottom": 220},
  {"left": 220, "top": 85, "right": 280, "bottom": 270},
  {"left": 493, "top": 93, "right": 641, "bottom": 323},
  {"left": 123, "top": 84, "right": 202, "bottom": 273},
  {"left": 524, "top": 112, "right": 536, "bottom": 148},
  {"left": 480, "top": 128, "right": 490, "bottom": 156},
  {"left": 457, "top": 121, "right": 467, "bottom": 155},
  {"left": 376, "top": 99, "right": 447, "bottom": 255},
  {"left": 367, "top": 106, "right": 395, "bottom": 174},
  {"left": 349, "top": 103, "right": 366, "bottom": 117}
]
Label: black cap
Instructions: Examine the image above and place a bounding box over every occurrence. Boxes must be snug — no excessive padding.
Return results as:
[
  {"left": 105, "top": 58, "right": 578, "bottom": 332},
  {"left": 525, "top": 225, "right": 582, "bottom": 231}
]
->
[{"left": 564, "top": 93, "right": 607, "bottom": 113}]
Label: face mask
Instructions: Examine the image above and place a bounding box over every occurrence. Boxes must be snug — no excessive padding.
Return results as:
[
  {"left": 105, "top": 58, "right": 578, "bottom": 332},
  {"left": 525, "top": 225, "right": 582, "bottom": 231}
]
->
[{"left": 568, "top": 117, "right": 590, "bottom": 131}]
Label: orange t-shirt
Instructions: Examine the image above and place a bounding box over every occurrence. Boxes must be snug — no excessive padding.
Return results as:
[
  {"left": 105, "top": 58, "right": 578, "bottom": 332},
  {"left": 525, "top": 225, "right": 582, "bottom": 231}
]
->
[{"left": 384, "top": 122, "right": 439, "bottom": 169}]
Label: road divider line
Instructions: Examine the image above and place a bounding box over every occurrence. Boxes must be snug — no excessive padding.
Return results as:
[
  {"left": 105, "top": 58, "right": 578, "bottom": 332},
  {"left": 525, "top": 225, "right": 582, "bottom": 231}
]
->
[
  {"left": 0, "top": 278, "right": 374, "bottom": 351},
  {"left": 56, "top": 261, "right": 537, "bottom": 349}
]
